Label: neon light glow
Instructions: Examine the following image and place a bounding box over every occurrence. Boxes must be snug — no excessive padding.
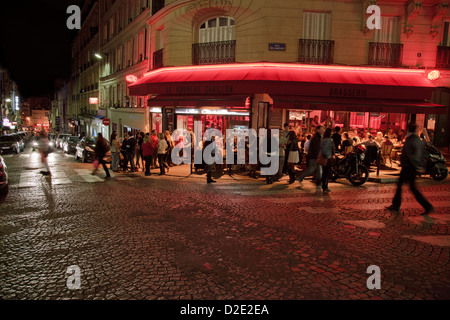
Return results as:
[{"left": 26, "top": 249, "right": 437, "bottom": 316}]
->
[
  {"left": 175, "top": 108, "right": 249, "bottom": 116},
  {"left": 125, "top": 74, "right": 138, "bottom": 83},
  {"left": 427, "top": 70, "right": 441, "bottom": 81}
]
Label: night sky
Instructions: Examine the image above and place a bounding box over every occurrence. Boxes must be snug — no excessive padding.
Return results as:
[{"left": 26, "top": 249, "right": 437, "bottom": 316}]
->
[{"left": 0, "top": 0, "right": 83, "bottom": 98}]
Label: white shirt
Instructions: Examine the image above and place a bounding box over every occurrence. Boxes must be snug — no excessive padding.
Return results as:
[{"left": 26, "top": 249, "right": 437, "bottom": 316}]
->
[{"left": 158, "top": 139, "right": 168, "bottom": 154}]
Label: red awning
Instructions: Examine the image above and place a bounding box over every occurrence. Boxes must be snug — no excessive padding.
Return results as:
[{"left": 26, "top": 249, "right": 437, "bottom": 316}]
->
[
  {"left": 129, "top": 63, "right": 437, "bottom": 101},
  {"left": 271, "top": 95, "right": 447, "bottom": 114},
  {"left": 147, "top": 94, "right": 249, "bottom": 107}
]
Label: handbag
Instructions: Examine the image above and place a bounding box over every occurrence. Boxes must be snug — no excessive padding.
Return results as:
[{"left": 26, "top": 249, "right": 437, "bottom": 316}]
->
[{"left": 316, "top": 153, "right": 328, "bottom": 166}]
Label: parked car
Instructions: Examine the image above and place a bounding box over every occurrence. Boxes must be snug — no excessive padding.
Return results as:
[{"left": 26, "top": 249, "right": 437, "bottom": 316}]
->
[
  {"left": 0, "top": 151, "right": 8, "bottom": 197},
  {"left": 63, "top": 136, "right": 79, "bottom": 154},
  {"left": 0, "top": 135, "right": 21, "bottom": 154},
  {"left": 56, "top": 133, "right": 71, "bottom": 149},
  {"left": 11, "top": 134, "right": 24, "bottom": 152},
  {"left": 75, "top": 137, "right": 111, "bottom": 163}
]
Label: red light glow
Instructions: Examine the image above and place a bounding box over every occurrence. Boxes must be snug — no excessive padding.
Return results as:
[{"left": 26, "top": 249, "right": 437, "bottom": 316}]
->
[
  {"left": 126, "top": 74, "right": 138, "bottom": 83},
  {"left": 427, "top": 70, "right": 441, "bottom": 81}
]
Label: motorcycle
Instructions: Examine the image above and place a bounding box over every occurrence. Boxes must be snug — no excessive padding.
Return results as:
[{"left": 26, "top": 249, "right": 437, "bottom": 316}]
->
[
  {"left": 421, "top": 141, "right": 448, "bottom": 181},
  {"left": 330, "top": 145, "right": 370, "bottom": 186}
]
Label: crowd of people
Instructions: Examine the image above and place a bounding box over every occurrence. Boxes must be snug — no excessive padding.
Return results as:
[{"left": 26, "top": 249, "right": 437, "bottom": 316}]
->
[{"left": 87, "top": 120, "right": 432, "bottom": 189}]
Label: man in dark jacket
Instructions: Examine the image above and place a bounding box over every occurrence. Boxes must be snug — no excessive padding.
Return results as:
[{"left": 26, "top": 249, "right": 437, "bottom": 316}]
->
[
  {"left": 297, "top": 125, "right": 324, "bottom": 187},
  {"left": 387, "top": 122, "right": 434, "bottom": 215},
  {"left": 92, "top": 133, "right": 111, "bottom": 178},
  {"left": 125, "top": 133, "right": 137, "bottom": 172},
  {"left": 203, "top": 133, "right": 217, "bottom": 183}
]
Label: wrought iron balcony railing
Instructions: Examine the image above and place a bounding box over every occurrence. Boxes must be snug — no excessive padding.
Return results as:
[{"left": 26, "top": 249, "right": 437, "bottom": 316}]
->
[
  {"left": 298, "top": 39, "right": 335, "bottom": 65},
  {"left": 192, "top": 40, "right": 236, "bottom": 65},
  {"left": 153, "top": 48, "right": 164, "bottom": 69},
  {"left": 368, "top": 42, "right": 403, "bottom": 67},
  {"left": 436, "top": 46, "right": 450, "bottom": 69}
]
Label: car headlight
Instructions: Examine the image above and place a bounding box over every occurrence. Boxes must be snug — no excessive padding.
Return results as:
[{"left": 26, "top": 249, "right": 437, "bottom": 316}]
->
[
  {"left": 85, "top": 146, "right": 94, "bottom": 152},
  {"left": 360, "top": 154, "right": 365, "bottom": 161}
]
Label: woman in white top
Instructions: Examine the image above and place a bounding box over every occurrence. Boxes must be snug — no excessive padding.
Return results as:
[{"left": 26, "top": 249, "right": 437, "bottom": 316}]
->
[
  {"left": 110, "top": 131, "right": 121, "bottom": 172},
  {"left": 157, "top": 133, "right": 169, "bottom": 175}
]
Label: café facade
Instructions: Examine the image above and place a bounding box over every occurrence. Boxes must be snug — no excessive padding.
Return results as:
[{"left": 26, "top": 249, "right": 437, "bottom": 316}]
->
[{"left": 128, "top": 62, "right": 445, "bottom": 140}]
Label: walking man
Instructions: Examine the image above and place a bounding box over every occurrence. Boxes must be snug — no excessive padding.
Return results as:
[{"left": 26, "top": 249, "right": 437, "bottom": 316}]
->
[
  {"left": 297, "top": 125, "right": 324, "bottom": 188},
  {"left": 39, "top": 131, "right": 51, "bottom": 176},
  {"left": 387, "top": 122, "right": 434, "bottom": 215},
  {"left": 92, "top": 133, "right": 111, "bottom": 178}
]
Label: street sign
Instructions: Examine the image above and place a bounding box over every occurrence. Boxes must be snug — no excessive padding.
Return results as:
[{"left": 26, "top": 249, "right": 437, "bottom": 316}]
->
[{"left": 102, "top": 118, "right": 110, "bottom": 126}]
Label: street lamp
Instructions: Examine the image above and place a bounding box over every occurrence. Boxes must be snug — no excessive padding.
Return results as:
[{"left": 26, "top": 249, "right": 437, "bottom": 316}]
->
[
  {"left": 94, "top": 53, "right": 103, "bottom": 59},
  {"left": 5, "top": 98, "right": 11, "bottom": 102}
]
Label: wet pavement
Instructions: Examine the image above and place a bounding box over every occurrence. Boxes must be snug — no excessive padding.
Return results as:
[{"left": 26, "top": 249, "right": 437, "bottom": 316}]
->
[{"left": 0, "top": 145, "right": 449, "bottom": 300}]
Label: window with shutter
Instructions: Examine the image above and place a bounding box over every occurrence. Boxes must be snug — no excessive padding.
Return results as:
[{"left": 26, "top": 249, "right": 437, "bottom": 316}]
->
[{"left": 194, "top": 16, "right": 236, "bottom": 65}]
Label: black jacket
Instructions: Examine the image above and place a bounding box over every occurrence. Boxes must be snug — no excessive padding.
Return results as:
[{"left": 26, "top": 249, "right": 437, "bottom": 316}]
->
[
  {"left": 401, "top": 134, "right": 425, "bottom": 170},
  {"left": 307, "top": 133, "right": 322, "bottom": 160},
  {"left": 95, "top": 138, "right": 108, "bottom": 158},
  {"left": 126, "top": 136, "right": 136, "bottom": 152}
]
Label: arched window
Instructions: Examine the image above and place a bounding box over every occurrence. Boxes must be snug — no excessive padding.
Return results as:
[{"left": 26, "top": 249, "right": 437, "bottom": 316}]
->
[
  {"left": 194, "top": 16, "right": 236, "bottom": 65},
  {"left": 199, "top": 16, "right": 235, "bottom": 43}
]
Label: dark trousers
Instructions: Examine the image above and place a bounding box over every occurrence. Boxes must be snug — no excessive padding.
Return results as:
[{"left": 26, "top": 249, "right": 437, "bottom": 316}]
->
[
  {"left": 99, "top": 158, "right": 110, "bottom": 177},
  {"left": 206, "top": 164, "right": 213, "bottom": 181},
  {"left": 144, "top": 155, "right": 152, "bottom": 175},
  {"left": 392, "top": 167, "right": 433, "bottom": 210},
  {"left": 282, "top": 149, "right": 290, "bottom": 174},
  {"left": 321, "top": 161, "right": 331, "bottom": 190},
  {"left": 127, "top": 151, "right": 135, "bottom": 171},
  {"left": 158, "top": 154, "right": 168, "bottom": 174}
]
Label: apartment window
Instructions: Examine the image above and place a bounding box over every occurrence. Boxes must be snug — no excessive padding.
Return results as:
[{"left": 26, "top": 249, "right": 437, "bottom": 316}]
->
[
  {"left": 299, "top": 12, "right": 334, "bottom": 64},
  {"left": 138, "top": 31, "right": 144, "bottom": 61},
  {"left": 436, "top": 21, "right": 450, "bottom": 68},
  {"left": 369, "top": 16, "right": 403, "bottom": 67},
  {"left": 373, "top": 16, "right": 400, "bottom": 43},
  {"left": 302, "top": 12, "right": 331, "bottom": 40},
  {"left": 199, "top": 16, "right": 235, "bottom": 43},
  {"left": 193, "top": 16, "right": 236, "bottom": 65}
]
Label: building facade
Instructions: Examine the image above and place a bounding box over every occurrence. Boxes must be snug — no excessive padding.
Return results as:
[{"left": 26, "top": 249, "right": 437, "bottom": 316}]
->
[
  {"left": 0, "top": 66, "right": 22, "bottom": 132},
  {"left": 69, "top": 0, "right": 101, "bottom": 137},
  {"left": 68, "top": 0, "right": 450, "bottom": 147},
  {"left": 98, "top": 0, "right": 151, "bottom": 139}
]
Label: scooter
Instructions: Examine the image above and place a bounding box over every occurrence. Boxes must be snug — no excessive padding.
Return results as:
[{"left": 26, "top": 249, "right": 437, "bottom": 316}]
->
[
  {"left": 422, "top": 142, "right": 448, "bottom": 181},
  {"left": 330, "top": 145, "right": 370, "bottom": 186}
]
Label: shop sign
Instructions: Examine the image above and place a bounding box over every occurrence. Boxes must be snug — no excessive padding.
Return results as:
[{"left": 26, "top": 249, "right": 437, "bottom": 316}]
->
[
  {"left": 269, "top": 43, "right": 286, "bottom": 51},
  {"left": 150, "top": 107, "right": 162, "bottom": 113},
  {"left": 166, "top": 85, "right": 233, "bottom": 95},
  {"left": 89, "top": 97, "right": 98, "bottom": 104},
  {"left": 329, "top": 88, "right": 367, "bottom": 98},
  {"left": 370, "top": 113, "right": 380, "bottom": 117}
]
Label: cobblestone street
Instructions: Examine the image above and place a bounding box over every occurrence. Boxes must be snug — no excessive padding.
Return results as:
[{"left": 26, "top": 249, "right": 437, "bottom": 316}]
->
[{"left": 1, "top": 146, "right": 449, "bottom": 300}]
